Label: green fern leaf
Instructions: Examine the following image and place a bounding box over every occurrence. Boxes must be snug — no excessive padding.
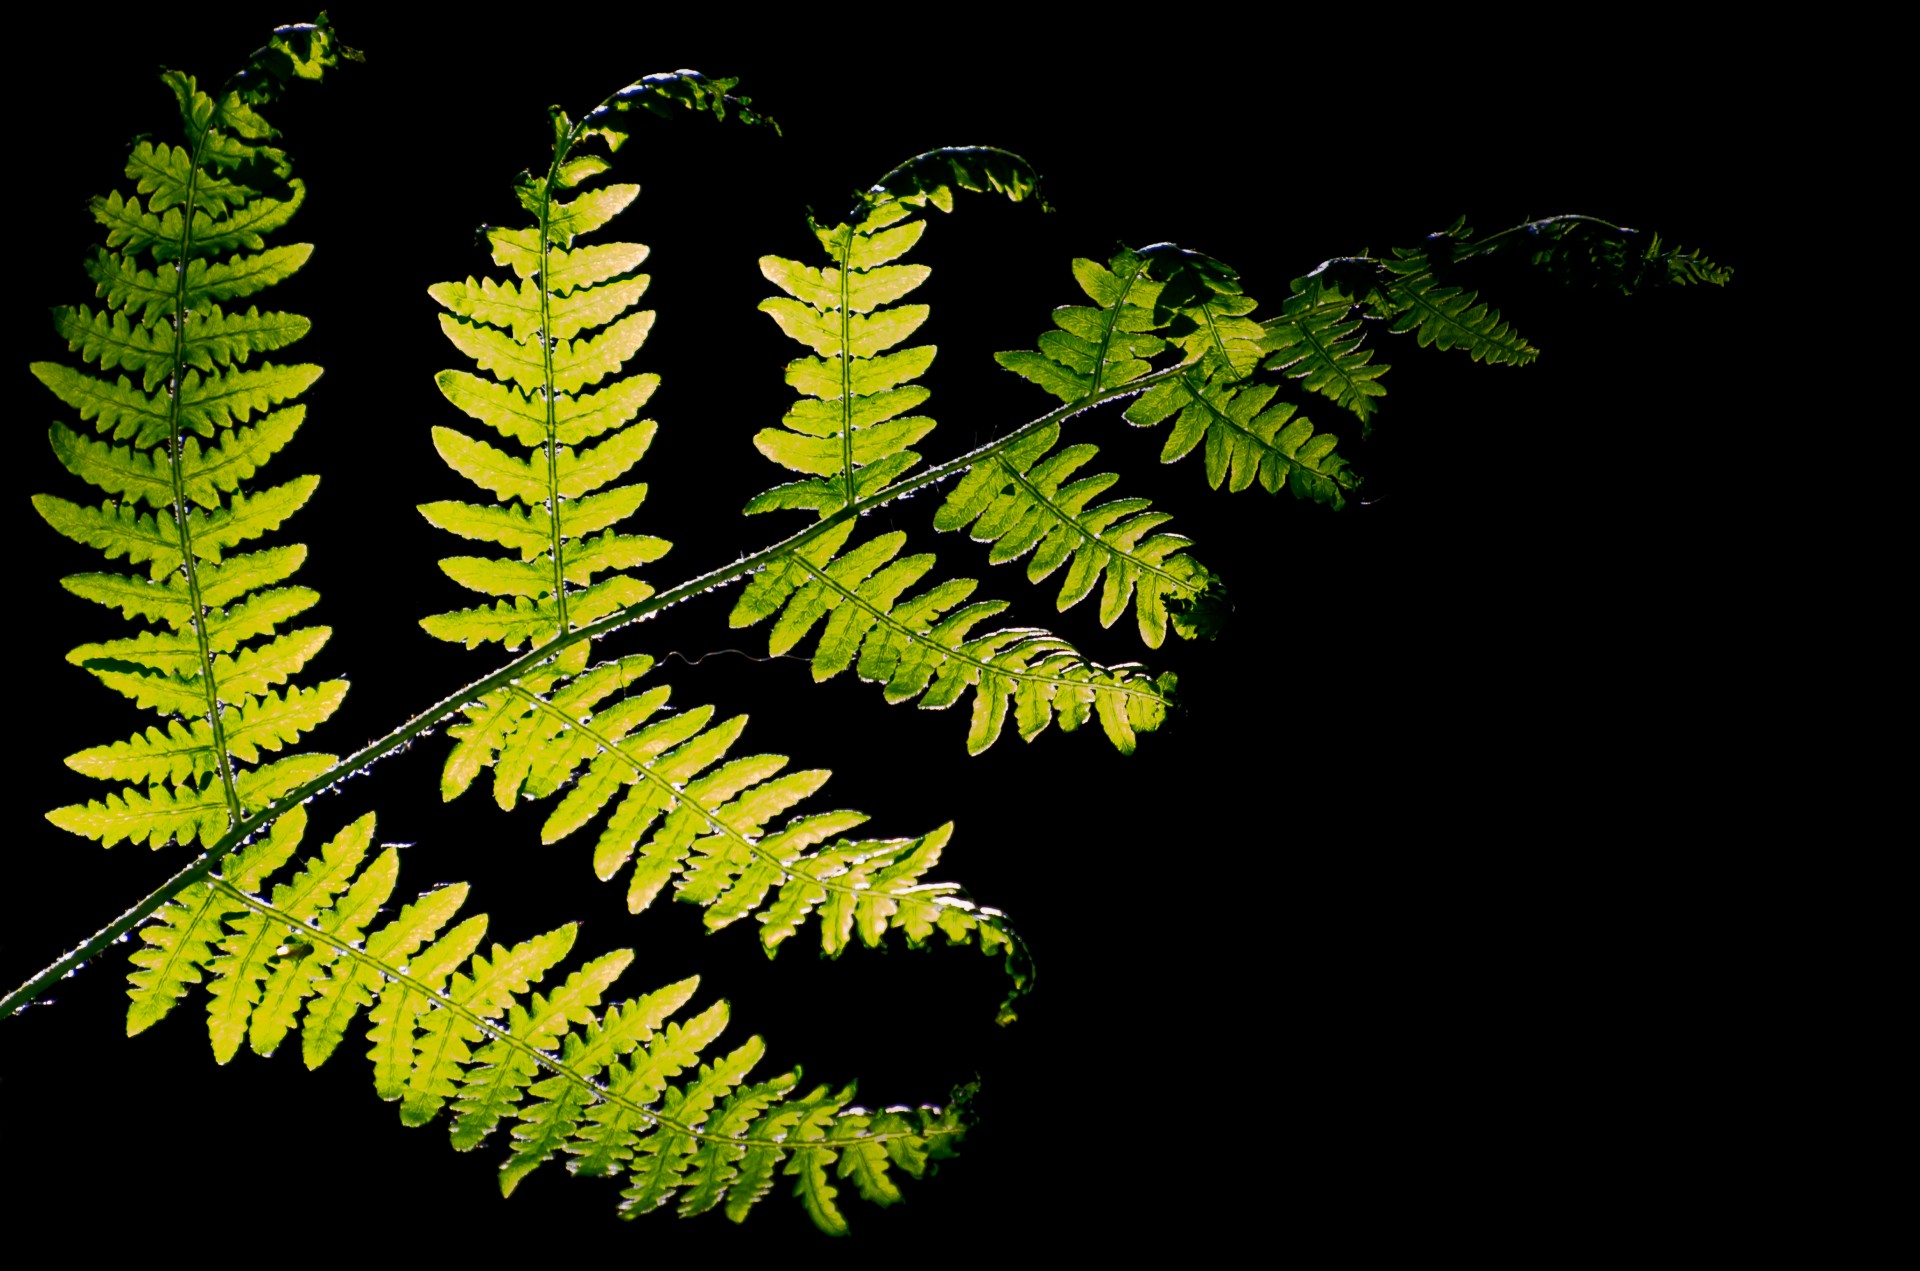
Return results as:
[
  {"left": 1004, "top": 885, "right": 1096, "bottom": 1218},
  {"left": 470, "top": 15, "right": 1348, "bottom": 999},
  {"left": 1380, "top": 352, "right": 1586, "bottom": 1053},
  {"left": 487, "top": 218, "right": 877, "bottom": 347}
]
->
[
  {"left": 750, "top": 202, "right": 938, "bottom": 514},
  {"left": 46, "top": 753, "right": 335, "bottom": 849},
  {"left": 933, "top": 421, "right": 1213, "bottom": 649},
  {"left": 1377, "top": 248, "right": 1539, "bottom": 365},
  {"left": 993, "top": 249, "right": 1168, "bottom": 403},
  {"left": 1123, "top": 365, "right": 1360, "bottom": 507},
  {"left": 749, "top": 156, "right": 1040, "bottom": 517},
  {"left": 731, "top": 522, "right": 1172, "bottom": 753},
  {"left": 1506, "top": 215, "right": 1733, "bottom": 292},
  {"left": 367, "top": 913, "right": 489, "bottom": 1103},
  {"left": 251, "top": 823, "right": 391, "bottom": 1057},
  {"left": 1257, "top": 275, "right": 1390, "bottom": 429},
  {"left": 859, "top": 145, "right": 1046, "bottom": 213},
  {"left": 142, "top": 814, "right": 944, "bottom": 1231},
  {"left": 303, "top": 881, "right": 469, "bottom": 1070},
  {"left": 500, "top": 975, "right": 699, "bottom": 1194},
  {"left": 400, "top": 924, "right": 577, "bottom": 1126},
  {"left": 448, "top": 949, "right": 634, "bottom": 1152},
  {"left": 33, "top": 28, "right": 345, "bottom": 864},
  {"left": 676, "top": 1071, "right": 801, "bottom": 1217},
  {"left": 124, "top": 805, "right": 305, "bottom": 1035}
]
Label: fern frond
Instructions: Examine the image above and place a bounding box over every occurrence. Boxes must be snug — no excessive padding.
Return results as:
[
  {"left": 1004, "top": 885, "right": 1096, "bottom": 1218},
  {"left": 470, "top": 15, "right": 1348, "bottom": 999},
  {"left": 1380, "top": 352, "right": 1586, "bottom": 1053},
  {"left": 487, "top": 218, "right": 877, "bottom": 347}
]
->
[
  {"left": 1255, "top": 273, "right": 1391, "bottom": 430},
  {"left": 421, "top": 74, "right": 774, "bottom": 770},
  {"left": 33, "top": 20, "right": 351, "bottom": 855},
  {"left": 122, "top": 816, "right": 963, "bottom": 1232},
  {"left": 1122, "top": 363, "right": 1360, "bottom": 507},
  {"left": 932, "top": 421, "right": 1213, "bottom": 649},
  {"left": 993, "top": 247, "right": 1169, "bottom": 403},
  {"left": 751, "top": 201, "right": 937, "bottom": 514},
  {"left": 425, "top": 652, "right": 1024, "bottom": 1004},
  {"left": 732, "top": 521, "right": 1173, "bottom": 753},
  {"left": 1377, "top": 247, "right": 1539, "bottom": 365},
  {"left": 750, "top": 149, "right": 1042, "bottom": 517}
]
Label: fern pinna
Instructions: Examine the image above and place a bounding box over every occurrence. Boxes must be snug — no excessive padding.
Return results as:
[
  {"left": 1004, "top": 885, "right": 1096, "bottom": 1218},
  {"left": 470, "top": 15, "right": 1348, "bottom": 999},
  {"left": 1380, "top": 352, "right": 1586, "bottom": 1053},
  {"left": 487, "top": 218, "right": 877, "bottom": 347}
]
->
[
  {"left": 30, "top": 19, "right": 356, "bottom": 851},
  {"left": 128, "top": 804, "right": 959, "bottom": 1231}
]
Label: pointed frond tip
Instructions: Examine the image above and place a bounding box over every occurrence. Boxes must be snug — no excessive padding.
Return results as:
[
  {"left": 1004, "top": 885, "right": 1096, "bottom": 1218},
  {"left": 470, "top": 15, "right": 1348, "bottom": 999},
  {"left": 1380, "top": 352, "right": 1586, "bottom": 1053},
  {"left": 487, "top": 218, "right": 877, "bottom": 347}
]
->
[
  {"left": 577, "top": 69, "right": 778, "bottom": 154},
  {"left": 862, "top": 146, "right": 1048, "bottom": 214},
  {"left": 124, "top": 806, "right": 969, "bottom": 1232}
]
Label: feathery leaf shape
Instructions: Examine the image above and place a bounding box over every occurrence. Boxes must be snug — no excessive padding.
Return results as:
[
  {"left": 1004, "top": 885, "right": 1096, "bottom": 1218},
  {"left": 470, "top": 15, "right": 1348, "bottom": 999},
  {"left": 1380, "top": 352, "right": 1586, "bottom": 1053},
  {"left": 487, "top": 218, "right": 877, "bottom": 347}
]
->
[
  {"left": 750, "top": 149, "right": 1042, "bottom": 517},
  {"left": 994, "top": 247, "right": 1171, "bottom": 403},
  {"left": 731, "top": 522, "right": 1173, "bottom": 753},
  {"left": 32, "top": 18, "right": 353, "bottom": 852},
  {"left": 121, "top": 812, "right": 963, "bottom": 1232},
  {"left": 1376, "top": 250, "right": 1540, "bottom": 366},
  {"left": 994, "top": 247, "right": 1357, "bottom": 505},
  {"left": 751, "top": 200, "right": 937, "bottom": 515},
  {"left": 1255, "top": 273, "right": 1391, "bottom": 431},
  {"left": 427, "top": 650, "right": 1029, "bottom": 1015},
  {"left": 933, "top": 421, "right": 1212, "bottom": 650}
]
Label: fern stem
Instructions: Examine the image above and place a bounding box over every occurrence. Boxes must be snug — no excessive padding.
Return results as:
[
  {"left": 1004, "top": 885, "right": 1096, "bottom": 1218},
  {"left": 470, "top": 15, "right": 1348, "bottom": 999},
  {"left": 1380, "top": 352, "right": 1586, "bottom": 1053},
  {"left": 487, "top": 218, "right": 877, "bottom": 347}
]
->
[
  {"left": 1087, "top": 255, "right": 1147, "bottom": 395},
  {"left": 213, "top": 877, "right": 954, "bottom": 1150},
  {"left": 537, "top": 141, "right": 571, "bottom": 637},
  {"left": 164, "top": 123, "right": 245, "bottom": 829},
  {"left": 4, "top": 369, "right": 1179, "bottom": 1019},
  {"left": 835, "top": 224, "right": 857, "bottom": 510}
]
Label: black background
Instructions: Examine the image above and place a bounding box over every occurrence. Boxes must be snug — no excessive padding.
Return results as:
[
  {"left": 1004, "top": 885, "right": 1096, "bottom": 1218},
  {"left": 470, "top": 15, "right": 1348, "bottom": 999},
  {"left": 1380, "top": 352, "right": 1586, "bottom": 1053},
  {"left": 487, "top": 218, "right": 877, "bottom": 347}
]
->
[{"left": 4, "top": 6, "right": 1776, "bottom": 1257}]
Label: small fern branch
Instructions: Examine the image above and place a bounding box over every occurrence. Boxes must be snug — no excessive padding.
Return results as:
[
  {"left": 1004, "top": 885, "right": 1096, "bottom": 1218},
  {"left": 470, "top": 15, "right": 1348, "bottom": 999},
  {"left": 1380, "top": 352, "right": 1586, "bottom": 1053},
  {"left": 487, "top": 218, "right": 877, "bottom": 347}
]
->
[
  {"left": 508, "top": 686, "right": 1029, "bottom": 1019},
  {"left": 119, "top": 809, "right": 964, "bottom": 1231},
  {"left": 1123, "top": 363, "right": 1360, "bottom": 507},
  {"left": 933, "top": 421, "right": 1213, "bottom": 649},
  {"left": 31, "top": 18, "right": 355, "bottom": 851},
  {"left": 730, "top": 520, "right": 1175, "bottom": 754},
  {"left": 749, "top": 148, "right": 1042, "bottom": 517}
]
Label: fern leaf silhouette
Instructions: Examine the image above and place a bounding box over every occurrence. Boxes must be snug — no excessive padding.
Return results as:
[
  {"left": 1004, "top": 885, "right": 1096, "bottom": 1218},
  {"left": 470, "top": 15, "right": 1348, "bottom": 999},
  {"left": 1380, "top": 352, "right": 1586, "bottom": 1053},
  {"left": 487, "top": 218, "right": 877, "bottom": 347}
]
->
[
  {"left": 744, "top": 155, "right": 1173, "bottom": 749},
  {"left": 121, "top": 805, "right": 961, "bottom": 1232},
  {"left": 418, "top": 89, "right": 1028, "bottom": 1007},
  {"left": 31, "top": 18, "right": 355, "bottom": 852}
]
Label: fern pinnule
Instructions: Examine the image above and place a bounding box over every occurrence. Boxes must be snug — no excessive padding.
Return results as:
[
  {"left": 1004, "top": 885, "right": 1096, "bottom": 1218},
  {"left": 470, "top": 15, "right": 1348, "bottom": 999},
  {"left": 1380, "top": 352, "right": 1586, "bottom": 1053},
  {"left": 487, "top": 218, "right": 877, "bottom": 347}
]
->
[
  {"left": 124, "top": 807, "right": 962, "bottom": 1233},
  {"left": 31, "top": 17, "right": 355, "bottom": 853}
]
